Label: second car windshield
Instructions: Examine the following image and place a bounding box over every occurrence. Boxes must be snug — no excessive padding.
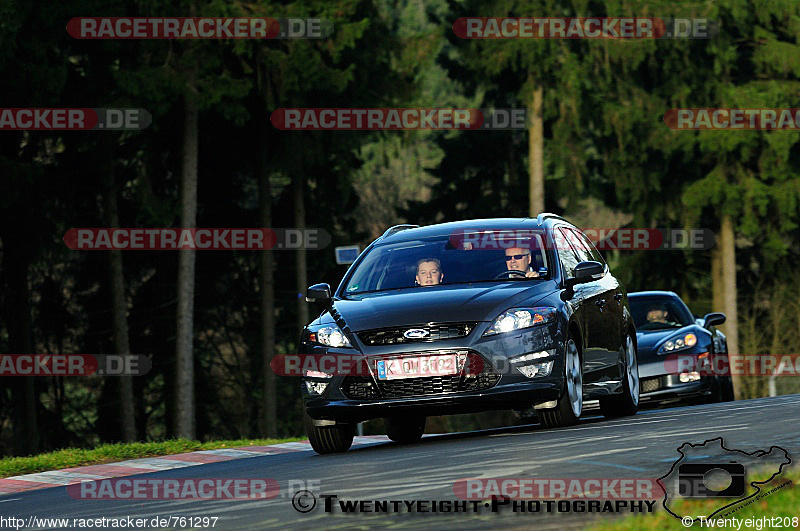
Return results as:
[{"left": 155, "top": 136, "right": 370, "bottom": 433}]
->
[
  {"left": 629, "top": 296, "right": 695, "bottom": 330},
  {"left": 344, "top": 232, "right": 548, "bottom": 294}
]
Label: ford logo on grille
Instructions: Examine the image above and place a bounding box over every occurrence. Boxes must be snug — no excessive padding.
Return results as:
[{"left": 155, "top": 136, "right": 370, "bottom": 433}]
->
[{"left": 403, "top": 328, "right": 430, "bottom": 339}]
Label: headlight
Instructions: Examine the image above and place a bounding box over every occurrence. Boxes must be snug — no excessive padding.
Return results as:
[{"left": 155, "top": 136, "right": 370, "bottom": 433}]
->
[
  {"left": 311, "top": 325, "right": 352, "bottom": 348},
  {"left": 483, "top": 307, "right": 556, "bottom": 336},
  {"left": 659, "top": 332, "right": 697, "bottom": 353}
]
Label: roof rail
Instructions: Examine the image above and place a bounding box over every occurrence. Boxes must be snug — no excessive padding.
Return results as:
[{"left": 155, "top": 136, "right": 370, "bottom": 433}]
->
[
  {"left": 380, "top": 224, "right": 419, "bottom": 239},
  {"left": 535, "top": 212, "right": 569, "bottom": 224}
]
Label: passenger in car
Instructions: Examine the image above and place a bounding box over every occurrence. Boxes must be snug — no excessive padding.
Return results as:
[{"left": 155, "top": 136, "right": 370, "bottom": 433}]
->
[
  {"left": 504, "top": 247, "right": 540, "bottom": 278},
  {"left": 646, "top": 306, "right": 669, "bottom": 323},
  {"left": 415, "top": 258, "right": 444, "bottom": 286}
]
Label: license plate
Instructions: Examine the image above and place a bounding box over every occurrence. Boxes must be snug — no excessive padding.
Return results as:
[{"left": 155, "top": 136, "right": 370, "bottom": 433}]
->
[{"left": 376, "top": 354, "right": 458, "bottom": 380}]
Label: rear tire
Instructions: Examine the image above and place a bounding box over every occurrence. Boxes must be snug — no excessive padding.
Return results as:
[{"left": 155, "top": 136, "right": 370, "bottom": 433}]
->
[
  {"left": 599, "top": 333, "right": 639, "bottom": 418},
  {"left": 384, "top": 416, "right": 426, "bottom": 444},
  {"left": 538, "top": 336, "right": 582, "bottom": 429},
  {"left": 304, "top": 410, "right": 355, "bottom": 454}
]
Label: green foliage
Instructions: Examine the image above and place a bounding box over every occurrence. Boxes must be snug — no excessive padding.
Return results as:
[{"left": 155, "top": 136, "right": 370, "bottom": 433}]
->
[{"left": 0, "top": 437, "right": 302, "bottom": 477}]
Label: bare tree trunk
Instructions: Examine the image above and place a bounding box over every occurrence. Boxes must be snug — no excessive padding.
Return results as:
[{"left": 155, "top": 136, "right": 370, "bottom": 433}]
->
[
  {"left": 528, "top": 75, "right": 544, "bottom": 217},
  {"left": 711, "top": 244, "right": 723, "bottom": 313},
  {"left": 103, "top": 172, "right": 136, "bottom": 442},
  {"left": 0, "top": 134, "right": 40, "bottom": 454},
  {"left": 4, "top": 240, "right": 39, "bottom": 454},
  {"left": 175, "top": 95, "right": 199, "bottom": 439},
  {"left": 720, "top": 215, "right": 741, "bottom": 399},
  {"left": 294, "top": 173, "right": 309, "bottom": 333},
  {"left": 259, "top": 127, "right": 277, "bottom": 438}
]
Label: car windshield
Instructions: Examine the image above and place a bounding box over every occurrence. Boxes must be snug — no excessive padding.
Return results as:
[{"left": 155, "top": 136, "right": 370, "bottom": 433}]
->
[
  {"left": 343, "top": 231, "right": 549, "bottom": 295},
  {"left": 629, "top": 295, "right": 695, "bottom": 330}
]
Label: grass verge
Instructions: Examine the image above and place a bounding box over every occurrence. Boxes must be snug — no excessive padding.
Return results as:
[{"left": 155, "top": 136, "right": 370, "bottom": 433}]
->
[
  {"left": 591, "top": 470, "right": 798, "bottom": 530},
  {"left": 0, "top": 437, "right": 303, "bottom": 478}
]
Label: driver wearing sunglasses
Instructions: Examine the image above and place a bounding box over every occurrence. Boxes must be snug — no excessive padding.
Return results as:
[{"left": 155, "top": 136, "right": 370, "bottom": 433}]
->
[{"left": 504, "top": 247, "right": 540, "bottom": 278}]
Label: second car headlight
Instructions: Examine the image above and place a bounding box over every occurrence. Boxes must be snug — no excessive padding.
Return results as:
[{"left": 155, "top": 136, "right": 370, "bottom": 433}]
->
[
  {"left": 312, "top": 324, "right": 352, "bottom": 348},
  {"left": 659, "top": 332, "right": 697, "bottom": 353},
  {"left": 483, "top": 307, "right": 556, "bottom": 336}
]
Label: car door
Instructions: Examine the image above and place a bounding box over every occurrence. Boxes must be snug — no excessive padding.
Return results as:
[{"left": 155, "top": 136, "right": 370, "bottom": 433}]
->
[
  {"left": 555, "top": 226, "right": 608, "bottom": 384},
  {"left": 570, "top": 228, "right": 623, "bottom": 364}
]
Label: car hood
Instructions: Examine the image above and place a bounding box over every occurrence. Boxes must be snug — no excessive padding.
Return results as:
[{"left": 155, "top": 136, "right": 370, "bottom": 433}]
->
[
  {"left": 329, "top": 281, "right": 558, "bottom": 331},
  {"left": 636, "top": 324, "right": 707, "bottom": 354}
]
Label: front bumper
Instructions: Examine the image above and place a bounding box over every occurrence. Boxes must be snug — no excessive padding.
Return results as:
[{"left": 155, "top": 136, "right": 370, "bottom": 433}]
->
[
  {"left": 301, "top": 321, "right": 566, "bottom": 422},
  {"left": 639, "top": 374, "right": 715, "bottom": 400},
  {"left": 305, "top": 381, "right": 562, "bottom": 423}
]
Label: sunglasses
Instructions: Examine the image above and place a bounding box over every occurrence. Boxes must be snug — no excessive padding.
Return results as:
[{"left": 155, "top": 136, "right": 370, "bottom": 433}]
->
[{"left": 505, "top": 254, "right": 530, "bottom": 261}]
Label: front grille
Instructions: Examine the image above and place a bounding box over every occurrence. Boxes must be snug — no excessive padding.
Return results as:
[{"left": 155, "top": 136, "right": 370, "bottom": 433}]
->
[
  {"left": 357, "top": 322, "right": 476, "bottom": 346},
  {"left": 339, "top": 350, "right": 500, "bottom": 400},
  {"left": 641, "top": 377, "right": 663, "bottom": 393}
]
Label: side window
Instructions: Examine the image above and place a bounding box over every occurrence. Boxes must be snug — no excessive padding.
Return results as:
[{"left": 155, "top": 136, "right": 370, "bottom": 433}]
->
[
  {"left": 564, "top": 228, "right": 593, "bottom": 263},
  {"left": 571, "top": 228, "right": 606, "bottom": 266},
  {"left": 556, "top": 228, "right": 580, "bottom": 279}
]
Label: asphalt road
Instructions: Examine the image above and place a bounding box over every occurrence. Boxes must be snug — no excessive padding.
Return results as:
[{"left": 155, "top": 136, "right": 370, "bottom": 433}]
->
[{"left": 3, "top": 394, "right": 799, "bottom": 530}]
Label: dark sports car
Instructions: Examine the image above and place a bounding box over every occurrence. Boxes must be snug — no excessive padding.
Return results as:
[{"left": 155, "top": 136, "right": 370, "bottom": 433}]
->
[
  {"left": 298, "top": 215, "right": 640, "bottom": 454},
  {"left": 628, "top": 291, "right": 734, "bottom": 405}
]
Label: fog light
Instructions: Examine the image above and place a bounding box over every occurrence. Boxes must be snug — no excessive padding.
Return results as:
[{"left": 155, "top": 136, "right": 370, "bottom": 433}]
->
[
  {"left": 305, "top": 381, "right": 329, "bottom": 395},
  {"left": 510, "top": 350, "right": 555, "bottom": 364},
  {"left": 679, "top": 371, "right": 701, "bottom": 383},
  {"left": 517, "top": 360, "right": 554, "bottom": 378}
]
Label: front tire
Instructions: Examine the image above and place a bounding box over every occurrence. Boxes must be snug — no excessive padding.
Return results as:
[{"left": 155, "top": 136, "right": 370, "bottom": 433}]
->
[
  {"left": 599, "top": 333, "right": 639, "bottom": 418},
  {"left": 304, "top": 410, "right": 355, "bottom": 454},
  {"left": 538, "top": 336, "right": 582, "bottom": 429},
  {"left": 710, "top": 375, "right": 735, "bottom": 403},
  {"left": 384, "top": 416, "right": 426, "bottom": 443}
]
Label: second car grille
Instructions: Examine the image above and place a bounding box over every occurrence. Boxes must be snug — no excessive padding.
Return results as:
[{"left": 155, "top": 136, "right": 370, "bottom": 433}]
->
[
  {"left": 641, "top": 377, "right": 663, "bottom": 393},
  {"left": 357, "top": 322, "right": 476, "bottom": 346},
  {"left": 340, "top": 350, "right": 500, "bottom": 400}
]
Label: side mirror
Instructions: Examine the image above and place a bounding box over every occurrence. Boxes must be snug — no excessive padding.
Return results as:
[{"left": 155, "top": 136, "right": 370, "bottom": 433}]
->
[
  {"left": 306, "top": 283, "right": 331, "bottom": 303},
  {"left": 703, "top": 312, "right": 726, "bottom": 328},
  {"left": 565, "top": 261, "right": 604, "bottom": 288}
]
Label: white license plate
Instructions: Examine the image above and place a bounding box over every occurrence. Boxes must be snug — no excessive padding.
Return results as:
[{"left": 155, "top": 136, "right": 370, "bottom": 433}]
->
[{"left": 376, "top": 354, "right": 458, "bottom": 380}]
